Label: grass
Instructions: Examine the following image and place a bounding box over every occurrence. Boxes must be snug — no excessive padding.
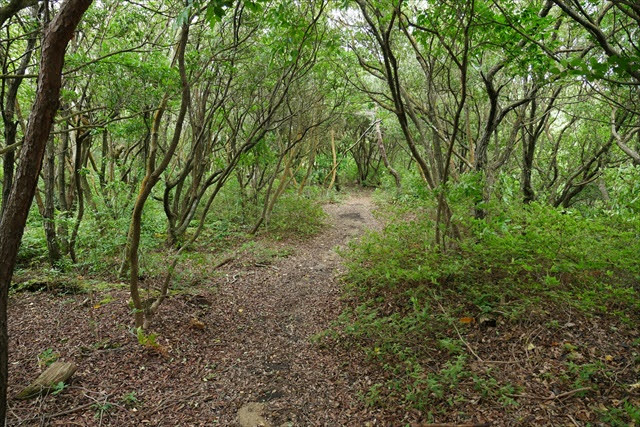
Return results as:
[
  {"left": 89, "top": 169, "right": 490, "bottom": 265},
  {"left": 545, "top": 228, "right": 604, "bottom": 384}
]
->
[{"left": 320, "top": 187, "right": 640, "bottom": 423}]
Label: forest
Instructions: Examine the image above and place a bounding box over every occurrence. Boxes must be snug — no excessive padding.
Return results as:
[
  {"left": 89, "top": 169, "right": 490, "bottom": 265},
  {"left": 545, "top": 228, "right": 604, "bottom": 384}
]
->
[{"left": 0, "top": 0, "right": 639, "bottom": 425}]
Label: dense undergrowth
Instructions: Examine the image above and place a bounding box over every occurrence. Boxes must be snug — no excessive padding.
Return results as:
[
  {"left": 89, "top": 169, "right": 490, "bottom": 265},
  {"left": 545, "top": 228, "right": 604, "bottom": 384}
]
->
[{"left": 322, "top": 174, "right": 640, "bottom": 424}]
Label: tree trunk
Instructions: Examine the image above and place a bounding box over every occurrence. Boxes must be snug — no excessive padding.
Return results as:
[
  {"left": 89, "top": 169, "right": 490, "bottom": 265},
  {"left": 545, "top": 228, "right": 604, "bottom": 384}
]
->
[
  {"left": 251, "top": 145, "right": 286, "bottom": 234},
  {"left": 375, "top": 121, "right": 401, "bottom": 189},
  {"left": 125, "top": 23, "right": 190, "bottom": 329},
  {"left": 298, "top": 133, "right": 317, "bottom": 195},
  {"left": 0, "top": 1, "right": 92, "bottom": 424},
  {"left": 43, "top": 134, "right": 61, "bottom": 266},
  {"left": 1, "top": 18, "right": 36, "bottom": 214},
  {"left": 521, "top": 100, "right": 537, "bottom": 204},
  {"left": 56, "top": 126, "right": 70, "bottom": 255},
  {"left": 68, "top": 132, "right": 87, "bottom": 263},
  {"left": 328, "top": 128, "right": 338, "bottom": 191}
]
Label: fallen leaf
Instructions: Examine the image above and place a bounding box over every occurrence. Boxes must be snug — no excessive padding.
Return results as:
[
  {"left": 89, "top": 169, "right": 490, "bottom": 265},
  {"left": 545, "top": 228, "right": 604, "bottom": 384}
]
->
[
  {"left": 459, "top": 317, "right": 475, "bottom": 324},
  {"left": 190, "top": 318, "right": 205, "bottom": 330}
]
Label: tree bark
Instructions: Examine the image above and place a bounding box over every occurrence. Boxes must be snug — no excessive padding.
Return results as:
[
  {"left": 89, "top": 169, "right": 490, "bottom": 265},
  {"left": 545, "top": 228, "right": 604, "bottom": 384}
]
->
[
  {"left": 521, "top": 98, "right": 537, "bottom": 204},
  {"left": 56, "top": 125, "right": 70, "bottom": 255},
  {"left": 15, "top": 362, "right": 76, "bottom": 400},
  {"left": 0, "top": 1, "right": 92, "bottom": 424},
  {"left": 0, "top": 0, "right": 38, "bottom": 28},
  {"left": 43, "top": 134, "right": 61, "bottom": 266},
  {"left": 375, "top": 121, "right": 400, "bottom": 188},
  {"left": 1, "top": 18, "right": 37, "bottom": 214},
  {"left": 125, "top": 23, "right": 190, "bottom": 329},
  {"left": 328, "top": 128, "right": 338, "bottom": 191}
]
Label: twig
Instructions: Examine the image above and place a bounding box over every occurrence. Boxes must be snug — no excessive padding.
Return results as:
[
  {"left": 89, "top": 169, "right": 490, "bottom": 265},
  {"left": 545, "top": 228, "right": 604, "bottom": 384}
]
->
[
  {"left": 567, "top": 414, "right": 580, "bottom": 427},
  {"left": 8, "top": 405, "right": 23, "bottom": 425},
  {"left": 17, "top": 399, "right": 102, "bottom": 424},
  {"left": 98, "top": 394, "right": 106, "bottom": 427},
  {"left": 149, "top": 391, "right": 200, "bottom": 415},
  {"left": 507, "top": 387, "right": 591, "bottom": 401}
]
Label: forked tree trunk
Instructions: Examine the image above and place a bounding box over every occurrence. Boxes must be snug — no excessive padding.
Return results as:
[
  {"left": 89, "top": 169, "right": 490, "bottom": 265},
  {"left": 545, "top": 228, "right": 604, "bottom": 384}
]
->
[
  {"left": 0, "top": 1, "right": 92, "bottom": 425},
  {"left": 125, "top": 23, "right": 190, "bottom": 329}
]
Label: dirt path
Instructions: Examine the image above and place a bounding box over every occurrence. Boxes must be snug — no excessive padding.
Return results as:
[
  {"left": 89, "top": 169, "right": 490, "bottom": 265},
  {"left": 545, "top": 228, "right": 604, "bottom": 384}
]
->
[
  {"left": 210, "top": 191, "right": 381, "bottom": 425},
  {"left": 7, "top": 191, "right": 385, "bottom": 426}
]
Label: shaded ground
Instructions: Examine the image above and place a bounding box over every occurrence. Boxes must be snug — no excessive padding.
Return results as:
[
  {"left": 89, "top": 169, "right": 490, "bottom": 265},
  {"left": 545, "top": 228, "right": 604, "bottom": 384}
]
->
[
  {"left": 9, "top": 191, "right": 638, "bottom": 426},
  {"left": 7, "top": 191, "right": 390, "bottom": 426}
]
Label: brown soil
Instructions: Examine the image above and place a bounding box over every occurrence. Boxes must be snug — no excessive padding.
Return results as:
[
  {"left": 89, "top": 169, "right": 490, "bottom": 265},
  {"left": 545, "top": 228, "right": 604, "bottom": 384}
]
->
[{"left": 7, "top": 191, "right": 388, "bottom": 426}]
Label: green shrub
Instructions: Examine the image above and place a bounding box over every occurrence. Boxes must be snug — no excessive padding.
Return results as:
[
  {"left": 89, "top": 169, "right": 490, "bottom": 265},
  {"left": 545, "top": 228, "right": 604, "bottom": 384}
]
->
[
  {"left": 332, "top": 185, "right": 640, "bottom": 412},
  {"left": 267, "top": 190, "right": 327, "bottom": 237}
]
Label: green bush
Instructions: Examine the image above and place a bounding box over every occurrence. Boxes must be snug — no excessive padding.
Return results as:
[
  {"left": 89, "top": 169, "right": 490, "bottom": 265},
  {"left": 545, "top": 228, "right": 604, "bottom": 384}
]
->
[
  {"left": 332, "top": 185, "right": 640, "bottom": 412},
  {"left": 267, "top": 190, "right": 327, "bottom": 237}
]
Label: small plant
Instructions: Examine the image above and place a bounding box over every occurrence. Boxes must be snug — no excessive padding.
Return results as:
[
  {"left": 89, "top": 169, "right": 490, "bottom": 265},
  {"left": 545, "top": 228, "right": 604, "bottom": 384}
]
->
[
  {"left": 598, "top": 399, "right": 640, "bottom": 426},
  {"left": 267, "top": 191, "right": 327, "bottom": 237},
  {"left": 51, "top": 381, "right": 67, "bottom": 396},
  {"left": 567, "top": 361, "right": 604, "bottom": 389},
  {"left": 545, "top": 319, "right": 561, "bottom": 329},
  {"left": 37, "top": 348, "right": 59, "bottom": 369},
  {"left": 92, "top": 401, "right": 114, "bottom": 419},
  {"left": 121, "top": 391, "right": 139, "bottom": 408},
  {"left": 363, "top": 383, "right": 384, "bottom": 407},
  {"left": 91, "top": 339, "right": 121, "bottom": 350},
  {"left": 497, "top": 384, "right": 519, "bottom": 406},
  {"left": 438, "top": 338, "right": 463, "bottom": 355},
  {"left": 135, "top": 327, "right": 159, "bottom": 348},
  {"left": 134, "top": 327, "right": 168, "bottom": 355},
  {"left": 98, "top": 294, "right": 116, "bottom": 305}
]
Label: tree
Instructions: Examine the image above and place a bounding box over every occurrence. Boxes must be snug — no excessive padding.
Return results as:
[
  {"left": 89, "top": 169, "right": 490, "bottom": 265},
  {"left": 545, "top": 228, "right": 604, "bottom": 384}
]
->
[{"left": 0, "top": 0, "right": 92, "bottom": 423}]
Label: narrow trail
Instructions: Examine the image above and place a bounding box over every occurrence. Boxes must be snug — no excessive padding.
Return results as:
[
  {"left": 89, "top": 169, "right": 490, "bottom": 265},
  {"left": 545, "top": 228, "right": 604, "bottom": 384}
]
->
[
  {"left": 210, "top": 191, "right": 381, "bottom": 425},
  {"left": 6, "top": 191, "right": 386, "bottom": 426}
]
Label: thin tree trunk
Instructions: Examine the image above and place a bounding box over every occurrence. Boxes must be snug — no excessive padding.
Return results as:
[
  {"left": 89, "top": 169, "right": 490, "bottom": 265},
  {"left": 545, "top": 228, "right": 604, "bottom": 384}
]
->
[
  {"left": 43, "top": 134, "right": 61, "bottom": 266},
  {"left": 125, "top": 23, "right": 190, "bottom": 329},
  {"left": 375, "top": 121, "right": 400, "bottom": 188},
  {"left": 56, "top": 126, "right": 70, "bottom": 255},
  {"left": 69, "top": 132, "right": 87, "bottom": 263},
  {"left": 251, "top": 146, "right": 286, "bottom": 234},
  {"left": 1, "top": 20, "right": 36, "bottom": 214},
  {"left": 264, "top": 152, "right": 298, "bottom": 226},
  {"left": 328, "top": 128, "right": 337, "bottom": 191},
  {"left": 298, "top": 133, "right": 317, "bottom": 195}
]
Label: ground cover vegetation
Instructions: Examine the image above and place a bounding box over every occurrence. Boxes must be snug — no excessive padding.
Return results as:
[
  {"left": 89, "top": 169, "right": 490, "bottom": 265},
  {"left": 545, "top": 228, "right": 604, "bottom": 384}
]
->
[{"left": 0, "top": 0, "right": 639, "bottom": 425}]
